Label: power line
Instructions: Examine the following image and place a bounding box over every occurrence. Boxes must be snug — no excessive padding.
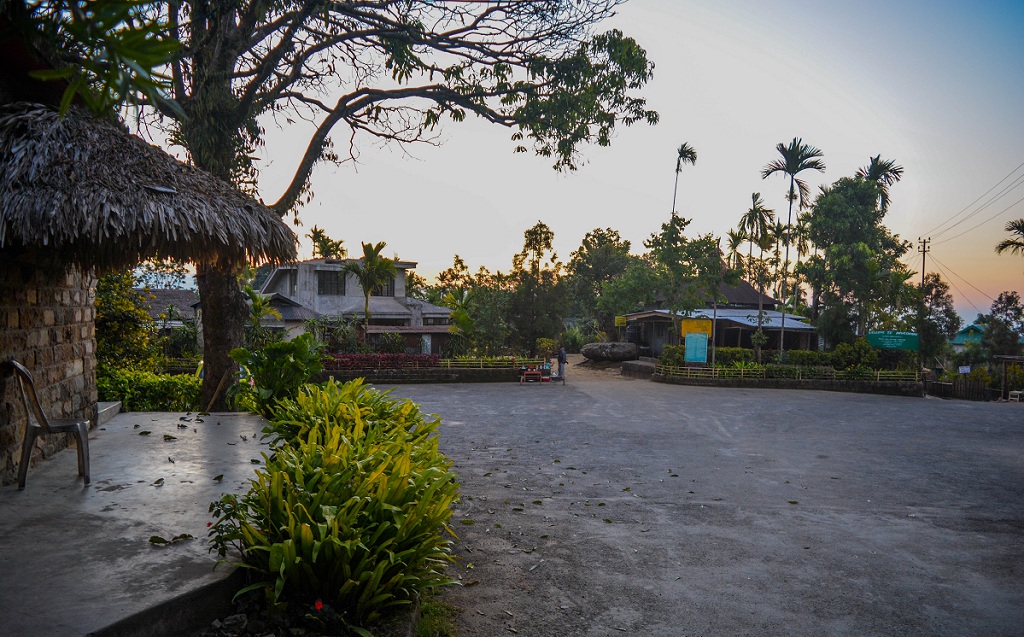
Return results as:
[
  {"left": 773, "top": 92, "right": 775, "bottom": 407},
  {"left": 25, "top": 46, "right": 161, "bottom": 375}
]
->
[
  {"left": 929, "top": 252, "right": 995, "bottom": 309},
  {"left": 931, "top": 171, "right": 1024, "bottom": 239},
  {"left": 929, "top": 259, "right": 984, "bottom": 318},
  {"left": 923, "top": 160, "right": 1024, "bottom": 238},
  {"left": 933, "top": 192, "right": 1024, "bottom": 245}
]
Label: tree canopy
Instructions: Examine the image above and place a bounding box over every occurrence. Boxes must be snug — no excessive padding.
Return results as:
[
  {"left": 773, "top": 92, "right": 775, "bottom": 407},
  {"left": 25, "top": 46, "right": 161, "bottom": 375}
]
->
[
  {"left": 644, "top": 212, "right": 733, "bottom": 344},
  {"left": 981, "top": 292, "right": 1024, "bottom": 357},
  {"left": 802, "top": 176, "right": 912, "bottom": 345},
  {"left": 126, "top": 0, "right": 656, "bottom": 407},
  {"left": 996, "top": 219, "right": 1024, "bottom": 258},
  {"left": 308, "top": 226, "right": 346, "bottom": 260},
  {"left": 345, "top": 241, "right": 398, "bottom": 339},
  {"left": 144, "top": 0, "right": 659, "bottom": 211},
  {"left": 565, "top": 227, "right": 632, "bottom": 328},
  {"left": 508, "top": 221, "right": 564, "bottom": 356},
  {"left": 917, "top": 273, "right": 961, "bottom": 366}
]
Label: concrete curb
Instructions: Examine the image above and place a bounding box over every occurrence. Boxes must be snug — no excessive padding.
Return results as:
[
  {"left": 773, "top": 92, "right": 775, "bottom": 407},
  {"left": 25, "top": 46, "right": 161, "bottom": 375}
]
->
[
  {"left": 96, "top": 401, "right": 121, "bottom": 426},
  {"left": 85, "top": 568, "right": 244, "bottom": 637}
]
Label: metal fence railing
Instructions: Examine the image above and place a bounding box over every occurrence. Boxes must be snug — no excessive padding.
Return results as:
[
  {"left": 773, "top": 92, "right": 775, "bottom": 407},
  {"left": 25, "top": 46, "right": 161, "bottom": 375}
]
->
[
  {"left": 654, "top": 365, "right": 920, "bottom": 383},
  {"left": 438, "top": 358, "right": 546, "bottom": 369}
]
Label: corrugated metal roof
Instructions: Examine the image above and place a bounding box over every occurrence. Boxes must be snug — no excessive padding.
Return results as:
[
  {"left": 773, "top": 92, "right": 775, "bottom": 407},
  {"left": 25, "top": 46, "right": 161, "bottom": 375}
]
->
[
  {"left": 627, "top": 308, "right": 816, "bottom": 331},
  {"left": 336, "top": 297, "right": 413, "bottom": 318},
  {"left": 365, "top": 325, "right": 452, "bottom": 334},
  {"left": 268, "top": 294, "right": 319, "bottom": 322}
]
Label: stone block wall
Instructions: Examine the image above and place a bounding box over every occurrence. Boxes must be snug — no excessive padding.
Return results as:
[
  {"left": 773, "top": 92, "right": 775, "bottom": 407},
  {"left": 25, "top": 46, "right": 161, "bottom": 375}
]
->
[
  {"left": 0, "top": 254, "right": 98, "bottom": 485},
  {"left": 312, "top": 367, "right": 520, "bottom": 385},
  {"left": 651, "top": 373, "right": 924, "bottom": 398}
]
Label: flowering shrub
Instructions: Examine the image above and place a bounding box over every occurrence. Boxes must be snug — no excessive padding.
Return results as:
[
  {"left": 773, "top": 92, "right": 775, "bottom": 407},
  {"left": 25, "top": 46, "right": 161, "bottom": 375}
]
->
[
  {"left": 324, "top": 353, "right": 440, "bottom": 370},
  {"left": 209, "top": 379, "right": 458, "bottom": 626}
]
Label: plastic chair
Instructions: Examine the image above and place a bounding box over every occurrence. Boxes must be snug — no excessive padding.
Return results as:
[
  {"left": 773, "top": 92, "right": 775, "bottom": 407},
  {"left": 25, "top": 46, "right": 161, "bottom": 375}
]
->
[{"left": 2, "top": 361, "right": 91, "bottom": 489}]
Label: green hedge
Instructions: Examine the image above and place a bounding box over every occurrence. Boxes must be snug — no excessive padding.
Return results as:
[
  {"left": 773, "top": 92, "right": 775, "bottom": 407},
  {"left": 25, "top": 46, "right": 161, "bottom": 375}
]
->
[
  {"left": 715, "top": 347, "right": 755, "bottom": 366},
  {"left": 96, "top": 367, "right": 200, "bottom": 411},
  {"left": 210, "top": 379, "right": 459, "bottom": 627},
  {"left": 785, "top": 350, "right": 832, "bottom": 367},
  {"left": 659, "top": 345, "right": 686, "bottom": 367}
]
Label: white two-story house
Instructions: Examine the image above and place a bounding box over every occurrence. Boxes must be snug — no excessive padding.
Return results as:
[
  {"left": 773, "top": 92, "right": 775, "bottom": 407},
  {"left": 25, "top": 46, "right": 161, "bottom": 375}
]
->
[{"left": 259, "top": 258, "right": 452, "bottom": 354}]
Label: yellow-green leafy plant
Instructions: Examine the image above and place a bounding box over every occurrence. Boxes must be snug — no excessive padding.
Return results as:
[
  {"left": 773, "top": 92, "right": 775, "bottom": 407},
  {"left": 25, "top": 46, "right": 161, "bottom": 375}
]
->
[{"left": 210, "top": 379, "right": 459, "bottom": 626}]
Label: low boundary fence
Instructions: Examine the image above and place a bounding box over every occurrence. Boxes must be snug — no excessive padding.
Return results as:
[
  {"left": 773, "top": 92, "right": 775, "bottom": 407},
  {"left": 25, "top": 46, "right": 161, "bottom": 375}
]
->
[
  {"left": 438, "top": 358, "right": 546, "bottom": 369},
  {"left": 654, "top": 365, "right": 920, "bottom": 382},
  {"left": 924, "top": 379, "right": 996, "bottom": 401},
  {"left": 652, "top": 365, "right": 924, "bottom": 398}
]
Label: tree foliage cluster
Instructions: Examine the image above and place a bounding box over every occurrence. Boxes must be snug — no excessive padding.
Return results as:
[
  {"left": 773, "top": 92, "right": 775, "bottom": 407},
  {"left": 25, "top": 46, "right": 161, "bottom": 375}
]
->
[
  {"left": 721, "top": 142, "right": 971, "bottom": 367},
  {"left": 95, "top": 271, "right": 162, "bottom": 371},
  {"left": 419, "top": 213, "right": 741, "bottom": 355},
  {"left": 422, "top": 222, "right": 565, "bottom": 357},
  {"left": 13, "top": 0, "right": 659, "bottom": 408}
]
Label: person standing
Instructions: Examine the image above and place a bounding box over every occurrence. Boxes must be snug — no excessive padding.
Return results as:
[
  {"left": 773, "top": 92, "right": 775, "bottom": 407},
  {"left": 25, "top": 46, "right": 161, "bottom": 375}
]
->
[{"left": 557, "top": 345, "right": 567, "bottom": 382}]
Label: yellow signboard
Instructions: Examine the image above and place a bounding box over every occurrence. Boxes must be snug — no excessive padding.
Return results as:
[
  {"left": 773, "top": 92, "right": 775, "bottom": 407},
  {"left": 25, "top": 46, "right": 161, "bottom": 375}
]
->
[
  {"left": 680, "top": 318, "right": 712, "bottom": 336},
  {"left": 614, "top": 316, "right": 627, "bottom": 327}
]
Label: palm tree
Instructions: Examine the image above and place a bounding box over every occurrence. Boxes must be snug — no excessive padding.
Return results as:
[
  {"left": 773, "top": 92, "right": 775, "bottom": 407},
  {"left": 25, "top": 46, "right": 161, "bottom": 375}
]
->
[
  {"left": 739, "top": 193, "right": 775, "bottom": 361},
  {"left": 996, "top": 218, "right": 1024, "bottom": 256},
  {"left": 791, "top": 212, "right": 812, "bottom": 303},
  {"left": 242, "top": 286, "right": 282, "bottom": 349},
  {"left": 770, "top": 219, "right": 787, "bottom": 296},
  {"left": 761, "top": 137, "right": 826, "bottom": 356},
  {"left": 671, "top": 142, "right": 698, "bottom": 213},
  {"left": 726, "top": 228, "right": 746, "bottom": 270},
  {"left": 345, "top": 241, "right": 398, "bottom": 341},
  {"left": 739, "top": 193, "right": 774, "bottom": 282},
  {"left": 856, "top": 154, "right": 904, "bottom": 212}
]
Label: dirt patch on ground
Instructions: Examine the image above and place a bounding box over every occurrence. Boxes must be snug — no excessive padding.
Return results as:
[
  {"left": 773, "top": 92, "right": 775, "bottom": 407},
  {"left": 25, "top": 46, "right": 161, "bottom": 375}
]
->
[{"left": 563, "top": 353, "right": 627, "bottom": 381}]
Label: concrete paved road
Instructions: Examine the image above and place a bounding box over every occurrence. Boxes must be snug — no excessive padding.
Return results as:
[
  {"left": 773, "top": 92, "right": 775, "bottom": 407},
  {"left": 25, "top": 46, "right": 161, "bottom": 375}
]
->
[{"left": 382, "top": 376, "right": 1024, "bottom": 637}]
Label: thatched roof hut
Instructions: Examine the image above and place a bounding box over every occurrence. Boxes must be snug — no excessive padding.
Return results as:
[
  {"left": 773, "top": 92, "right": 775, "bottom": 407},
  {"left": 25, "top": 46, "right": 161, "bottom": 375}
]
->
[{"left": 0, "top": 102, "right": 296, "bottom": 268}]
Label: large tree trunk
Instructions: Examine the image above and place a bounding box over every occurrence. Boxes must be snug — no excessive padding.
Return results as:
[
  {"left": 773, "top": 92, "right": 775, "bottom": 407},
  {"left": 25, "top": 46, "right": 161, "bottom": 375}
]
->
[
  {"left": 197, "top": 260, "right": 246, "bottom": 411},
  {"left": 181, "top": 24, "right": 250, "bottom": 411}
]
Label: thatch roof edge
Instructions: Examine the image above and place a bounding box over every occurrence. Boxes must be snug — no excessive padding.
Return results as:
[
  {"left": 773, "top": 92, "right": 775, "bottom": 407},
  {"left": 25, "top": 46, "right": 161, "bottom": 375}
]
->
[{"left": 0, "top": 102, "right": 296, "bottom": 269}]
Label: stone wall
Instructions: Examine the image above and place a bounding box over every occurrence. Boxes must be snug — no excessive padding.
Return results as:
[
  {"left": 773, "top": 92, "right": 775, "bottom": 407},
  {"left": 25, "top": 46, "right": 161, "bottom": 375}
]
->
[
  {"left": 622, "top": 360, "right": 656, "bottom": 379},
  {"left": 0, "top": 253, "right": 98, "bottom": 485},
  {"left": 651, "top": 373, "right": 924, "bottom": 398},
  {"left": 313, "top": 367, "right": 520, "bottom": 385}
]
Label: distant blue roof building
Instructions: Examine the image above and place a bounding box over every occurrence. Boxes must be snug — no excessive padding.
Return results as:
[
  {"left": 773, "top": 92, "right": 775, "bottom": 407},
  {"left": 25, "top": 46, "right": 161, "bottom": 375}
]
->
[{"left": 950, "top": 324, "right": 984, "bottom": 352}]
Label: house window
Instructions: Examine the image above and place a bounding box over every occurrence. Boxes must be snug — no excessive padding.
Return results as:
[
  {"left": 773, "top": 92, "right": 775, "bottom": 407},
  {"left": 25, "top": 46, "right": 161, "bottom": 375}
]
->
[
  {"left": 371, "top": 277, "right": 395, "bottom": 297},
  {"left": 288, "top": 270, "right": 297, "bottom": 296},
  {"left": 317, "top": 271, "right": 345, "bottom": 296}
]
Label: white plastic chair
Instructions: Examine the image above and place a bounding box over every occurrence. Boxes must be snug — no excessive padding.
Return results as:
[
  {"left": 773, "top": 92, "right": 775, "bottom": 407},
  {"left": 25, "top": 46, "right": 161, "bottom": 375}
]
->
[{"left": 2, "top": 360, "right": 91, "bottom": 489}]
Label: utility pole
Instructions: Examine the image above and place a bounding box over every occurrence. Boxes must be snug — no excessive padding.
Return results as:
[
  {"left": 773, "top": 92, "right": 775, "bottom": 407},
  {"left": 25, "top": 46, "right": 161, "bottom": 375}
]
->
[
  {"left": 918, "top": 237, "right": 930, "bottom": 374},
  {"left": 918, "top": 238, "right": 930, "bottom": 287}
]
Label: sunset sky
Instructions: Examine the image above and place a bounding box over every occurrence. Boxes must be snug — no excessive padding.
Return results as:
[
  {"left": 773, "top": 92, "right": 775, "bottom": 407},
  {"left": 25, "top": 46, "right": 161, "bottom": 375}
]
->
[{"left": 253, "top": 0, "right": 1024, "bottom": 321}]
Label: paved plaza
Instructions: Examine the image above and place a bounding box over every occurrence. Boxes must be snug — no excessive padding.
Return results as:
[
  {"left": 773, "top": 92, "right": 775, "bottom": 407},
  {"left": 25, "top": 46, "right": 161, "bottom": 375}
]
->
[
  {"left": 384, "top": 374, "right": 1024, "bottom": 637},
  {"left": 1, "top": 371, "right": 1021, "bottom": 637}
]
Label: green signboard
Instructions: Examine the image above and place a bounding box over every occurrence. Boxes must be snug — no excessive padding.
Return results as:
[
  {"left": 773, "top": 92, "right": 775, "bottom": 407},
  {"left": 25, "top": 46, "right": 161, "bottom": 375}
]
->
[{"left": 867, "top": 331, "right": 919, "bottom": 351}]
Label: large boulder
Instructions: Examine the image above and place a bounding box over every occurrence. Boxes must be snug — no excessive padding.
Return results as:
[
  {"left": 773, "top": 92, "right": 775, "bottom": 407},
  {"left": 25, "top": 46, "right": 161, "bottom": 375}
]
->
[{"left": 580, "top": 342, "right": 638, "bottom": 362}]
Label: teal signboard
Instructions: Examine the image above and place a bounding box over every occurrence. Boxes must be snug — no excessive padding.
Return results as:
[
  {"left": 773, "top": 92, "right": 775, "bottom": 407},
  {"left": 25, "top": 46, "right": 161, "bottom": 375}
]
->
[
  {"left": 684, "top": 332, "right": 709, "bottom": 363},
  {"left": 867, "top": 331, "right": 919, "bottom": 351}
]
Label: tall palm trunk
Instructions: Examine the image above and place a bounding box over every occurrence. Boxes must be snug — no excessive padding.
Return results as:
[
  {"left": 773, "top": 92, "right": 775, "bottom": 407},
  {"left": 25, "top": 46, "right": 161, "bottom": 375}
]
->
[
  {"left": 363, "top": 292, "right": 371, "bottom": 342},
  {"left": 756, "top": 246, "right": 766, "bottom": 364},
  {"left": 671, "top": 169, "right": 681, "bottom": 213},
  {"left": 779, "top": 178, "right": 797, "bottom": 356}
]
